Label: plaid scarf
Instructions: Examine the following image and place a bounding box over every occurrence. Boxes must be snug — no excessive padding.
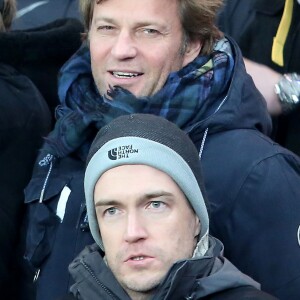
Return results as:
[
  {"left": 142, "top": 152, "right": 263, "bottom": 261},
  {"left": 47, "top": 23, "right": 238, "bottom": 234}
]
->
[{"left": 43, "top": 38, "right": 234, "bottom": 161}]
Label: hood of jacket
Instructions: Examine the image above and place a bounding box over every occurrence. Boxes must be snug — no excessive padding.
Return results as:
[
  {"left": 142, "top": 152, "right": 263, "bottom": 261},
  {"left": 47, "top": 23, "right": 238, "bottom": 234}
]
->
[
  {"left": 0, "top": 18, "right": 84, "bottom": 114},
  {"left": 0, "top": 18, "right": 83, "bottom": 67},
  {"left": 68, "top": 237, "right": 259, "bottom": 300},
  {"left": 188, "top": 36, "right": 272, "bottom": 142}
]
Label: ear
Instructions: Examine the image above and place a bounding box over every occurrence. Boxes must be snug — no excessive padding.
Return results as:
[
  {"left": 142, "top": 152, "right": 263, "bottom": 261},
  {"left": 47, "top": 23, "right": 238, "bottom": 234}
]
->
[
  {"left": 194, "top": 216, "right": 201, "bottom": 238},
  {"left": 182, "top": 39, "right": 202, "bottom": 67}
]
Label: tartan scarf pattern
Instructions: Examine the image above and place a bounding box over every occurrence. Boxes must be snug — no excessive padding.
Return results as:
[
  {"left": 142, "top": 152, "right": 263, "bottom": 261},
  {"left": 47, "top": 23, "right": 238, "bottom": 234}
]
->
[{"left": 43, "top": 38, "right": 234, "bottom": 161}]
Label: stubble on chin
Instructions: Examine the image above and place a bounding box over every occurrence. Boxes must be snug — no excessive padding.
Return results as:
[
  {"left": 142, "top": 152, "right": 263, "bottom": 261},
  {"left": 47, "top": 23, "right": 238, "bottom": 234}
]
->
[
  {"left": 107, "top": 249, "right": 168, "bottom": 298},
  {"left": 120, "top": 273, "right": 161, "bottom": 300}
]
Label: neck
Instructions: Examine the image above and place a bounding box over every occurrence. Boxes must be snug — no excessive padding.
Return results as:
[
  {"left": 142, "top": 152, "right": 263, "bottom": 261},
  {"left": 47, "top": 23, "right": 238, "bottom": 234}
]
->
[
  {"left": 125, "top": 284, "right": 158, "bottom": 300},
  {"left": 127, "top": 290, "right": 153, "bottom": 300}
]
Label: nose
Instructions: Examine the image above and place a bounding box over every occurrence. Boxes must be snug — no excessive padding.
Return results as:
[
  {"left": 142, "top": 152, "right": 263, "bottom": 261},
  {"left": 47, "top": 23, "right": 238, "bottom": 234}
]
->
[
  {"left": 124, "top": 211, "right": 148, "bottom": 243},
  {"left": 111, "top": 30, "right": 138, "bottom": 60}
]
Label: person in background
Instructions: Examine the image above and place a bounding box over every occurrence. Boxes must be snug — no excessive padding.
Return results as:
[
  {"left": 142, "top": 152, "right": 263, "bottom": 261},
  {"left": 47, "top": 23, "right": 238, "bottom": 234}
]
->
[
  {"left": 0, "top": 2, "right": 84, "bottom": 118},
  {"left": 12, "top": 0, "right": 81, "bottom": 29},
  {"left": 20, "top": 0, "right": 300, "bottom": 300},
  {"left": 218, "top": 0, "right": 300, "bottom": 156},
  {"left": 64, "top": 113, "right": 277, "bottom": 300},
  {"left": 0, "top": 0, "right": 51, "bottom": 298}
]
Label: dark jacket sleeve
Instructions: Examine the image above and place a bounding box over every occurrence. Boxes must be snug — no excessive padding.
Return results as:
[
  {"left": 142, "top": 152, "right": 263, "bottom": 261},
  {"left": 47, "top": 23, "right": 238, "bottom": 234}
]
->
[
  {"left": 202, "top": 127, "right": 300, "bottom": 300},
  {"left": 0, "top": 64, "right": 51, "bottom": 298},
  {"left": 221, "top": 149, "right": 300, "bottom": 299}
]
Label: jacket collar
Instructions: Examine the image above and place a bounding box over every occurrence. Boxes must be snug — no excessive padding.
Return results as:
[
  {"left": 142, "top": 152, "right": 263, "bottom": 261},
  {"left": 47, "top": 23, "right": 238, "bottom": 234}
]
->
[{"left": 69, "top": 238, "right": 259, "bottom": 299}]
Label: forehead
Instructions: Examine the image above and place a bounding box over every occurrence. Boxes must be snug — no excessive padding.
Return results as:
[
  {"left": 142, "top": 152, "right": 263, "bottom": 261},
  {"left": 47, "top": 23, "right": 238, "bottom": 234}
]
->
[
  {"left": 93, "top": 0, "right": 181, "bottom": 24},
  {"left": 94, "top": 164, "right": 186, "bottom": 201},
  {"left": 94, "top": 164, "right": 197, "bottom": 222}
]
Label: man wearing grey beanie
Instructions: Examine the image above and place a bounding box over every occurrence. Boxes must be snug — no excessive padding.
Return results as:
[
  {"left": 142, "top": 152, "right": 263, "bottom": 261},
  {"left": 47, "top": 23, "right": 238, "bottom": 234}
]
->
[{"left": 63, "top": 114, "right": 276, "bottom": 300}]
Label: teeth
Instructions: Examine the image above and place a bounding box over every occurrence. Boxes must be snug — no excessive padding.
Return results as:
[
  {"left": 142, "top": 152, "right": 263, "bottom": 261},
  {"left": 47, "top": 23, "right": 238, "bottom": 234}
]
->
[
  {"left": 132, "top": 256, "right": 144, "bottom": 261},
  {"left": 113, "top": 72, "right": 139, "bottom": 78}
]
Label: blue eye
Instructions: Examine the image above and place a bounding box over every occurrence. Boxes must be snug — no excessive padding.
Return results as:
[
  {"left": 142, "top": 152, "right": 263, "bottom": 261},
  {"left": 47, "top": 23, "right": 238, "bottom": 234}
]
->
[
  {"left": 149, "top": 201, "right": 167, "bottom": 210},
  {"left": 105, "top": 207, "right": 117, "bottom": 215},
  {"left": 151, "top": 201, "right": 162, "bottom": 208}
]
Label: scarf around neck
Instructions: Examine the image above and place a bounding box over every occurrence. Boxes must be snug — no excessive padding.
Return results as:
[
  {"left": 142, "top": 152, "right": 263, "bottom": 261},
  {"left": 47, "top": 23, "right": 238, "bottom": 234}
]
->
[{"left": 42, "top": 38, "right": 234, "bottom": 161}]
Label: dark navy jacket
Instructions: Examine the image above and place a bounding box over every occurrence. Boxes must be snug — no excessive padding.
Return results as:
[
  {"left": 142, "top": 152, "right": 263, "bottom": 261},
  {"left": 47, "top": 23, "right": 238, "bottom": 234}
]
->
[
  {"left": 21, "top": 156, "right": 93, "bottom": 300},
  {"left": 191, "top": 36, "right": 300, "bottom": 299},
  {"left": 21, "top": 37, "right": 300, "bottom": 300}
]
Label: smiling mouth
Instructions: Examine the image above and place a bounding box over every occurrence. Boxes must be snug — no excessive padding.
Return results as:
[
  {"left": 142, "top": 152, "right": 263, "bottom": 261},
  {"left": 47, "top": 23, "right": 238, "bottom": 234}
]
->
[{"left": 111, "top": 71, "right": 142, "bottom": 78}]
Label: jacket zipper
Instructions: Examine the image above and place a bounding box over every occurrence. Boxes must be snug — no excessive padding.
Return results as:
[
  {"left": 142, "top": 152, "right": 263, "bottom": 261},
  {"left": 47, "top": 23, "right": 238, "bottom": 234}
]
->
[
  {"left": 33, "top": 154, "right": 55, "bottom": 282},
  {"left": 81, "top": 261, "right": 118, "bottom": 299},
  {"left": 76, "top": 203, "right": 90, "bottom": 231},
  {"left": 38, "top": 154, "right": 54, "bottom": 203},
  {"left": 189, "top": 95, "right": 228, "bottom": 160}
]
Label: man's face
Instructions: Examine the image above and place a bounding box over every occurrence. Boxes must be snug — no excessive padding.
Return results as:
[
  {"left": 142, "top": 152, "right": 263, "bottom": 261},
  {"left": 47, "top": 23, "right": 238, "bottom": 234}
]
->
[
  {"left": 94, "top": 164, "right": 200, "bottom": 298},
  {"left": 89, "top": 0, "right": 201, "bottom": 98}
]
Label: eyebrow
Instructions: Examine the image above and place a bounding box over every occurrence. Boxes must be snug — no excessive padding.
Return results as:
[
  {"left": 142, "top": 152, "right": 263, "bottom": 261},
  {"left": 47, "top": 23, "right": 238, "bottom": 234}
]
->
[
  {"left": 95, "top": 200, "right": 120, "bottom": 208},
  {"left": 93, "top": 17, "right": 168, "bottom": 31},
  {"left": 94, "top": 191, "right": 174, "bottom": 208},
  {"left": 93, "top": 16, "right": 115, "bottom": 24}
]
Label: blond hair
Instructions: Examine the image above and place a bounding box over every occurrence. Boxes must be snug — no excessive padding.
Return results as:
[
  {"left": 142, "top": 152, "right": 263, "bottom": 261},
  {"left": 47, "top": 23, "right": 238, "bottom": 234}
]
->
[{"left": 0, "top": 0, "right": 16, "bottom": 32}]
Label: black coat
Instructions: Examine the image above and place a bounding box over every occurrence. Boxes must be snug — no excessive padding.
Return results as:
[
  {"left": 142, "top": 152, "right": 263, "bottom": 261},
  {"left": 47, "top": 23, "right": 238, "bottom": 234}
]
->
[
  {"left": 0, "top": 63, "right": 51, "bottom": 299},
  {"left": 0, "top": 18, "right": 84, "bottom": 118},
  {"left": 0, "top": 16, "right": 83, "bottom": 299},
  {"left": 61, "top": 242, "right": 277, "bottom": 300},
  {"left": 60, "top": 287, "right": 276, "bottom": 300}
]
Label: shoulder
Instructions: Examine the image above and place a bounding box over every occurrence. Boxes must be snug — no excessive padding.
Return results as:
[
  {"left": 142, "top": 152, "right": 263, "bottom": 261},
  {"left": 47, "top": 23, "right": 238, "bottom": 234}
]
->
[
  {"left": 203, "top": 129, "right": 300, "bottom": 173},
  {"left": 201, "top": 129, "right": 300, "bottom": 212},
  {"left": 217, "top": 0, "right": 254, "bottom": 32},
  {"left": 24, "top": 155, "right": 85, "bottom": 212},
  {"left": 0, "top": 63, "right": 51, "bottom": 130}
]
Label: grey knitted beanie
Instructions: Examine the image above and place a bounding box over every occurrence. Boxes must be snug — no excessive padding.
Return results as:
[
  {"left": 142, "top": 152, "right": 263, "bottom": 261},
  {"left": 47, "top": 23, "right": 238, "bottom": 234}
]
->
[{"left": 84, "top": 114, "right": 209, "bottom": 252}]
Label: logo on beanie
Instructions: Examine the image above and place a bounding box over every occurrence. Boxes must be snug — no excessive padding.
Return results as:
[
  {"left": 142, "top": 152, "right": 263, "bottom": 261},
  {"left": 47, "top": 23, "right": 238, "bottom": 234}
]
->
[{"left": 108, "top": 145, "right": 139, "bottom": 160}]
